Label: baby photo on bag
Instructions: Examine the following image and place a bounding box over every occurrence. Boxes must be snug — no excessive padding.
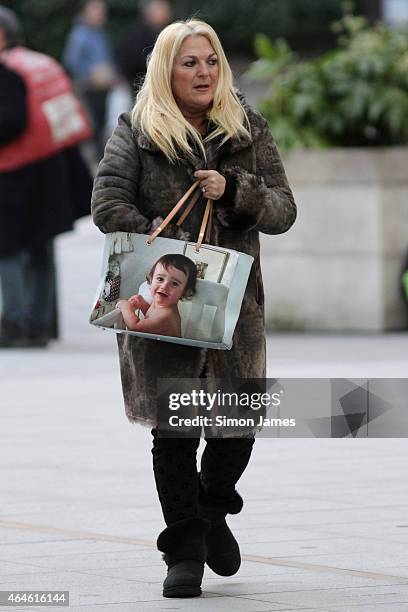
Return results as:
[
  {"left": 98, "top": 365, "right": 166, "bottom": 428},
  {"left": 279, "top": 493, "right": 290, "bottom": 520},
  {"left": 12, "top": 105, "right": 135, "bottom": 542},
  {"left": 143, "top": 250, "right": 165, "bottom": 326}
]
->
[
  {"left": 90, "top": 181, "right": 253, "bottom": 350},
  {"left": 89, "top": 232, "right": 253, "bottom": 350}
]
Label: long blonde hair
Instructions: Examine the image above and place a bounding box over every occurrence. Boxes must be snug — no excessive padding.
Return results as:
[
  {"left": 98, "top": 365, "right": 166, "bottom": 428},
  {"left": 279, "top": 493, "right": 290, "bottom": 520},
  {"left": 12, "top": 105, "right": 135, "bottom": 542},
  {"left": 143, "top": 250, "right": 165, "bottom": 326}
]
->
[{"left": 131, "top": 19, "right": 250, "bottom": 163}]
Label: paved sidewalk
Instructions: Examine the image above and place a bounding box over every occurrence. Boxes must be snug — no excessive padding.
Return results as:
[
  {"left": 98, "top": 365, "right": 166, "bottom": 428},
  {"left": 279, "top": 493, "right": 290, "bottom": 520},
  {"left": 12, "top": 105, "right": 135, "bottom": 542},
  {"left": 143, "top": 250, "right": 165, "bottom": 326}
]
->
[{"left": 1, "top": 218, "right": 408, "bottom": 611}]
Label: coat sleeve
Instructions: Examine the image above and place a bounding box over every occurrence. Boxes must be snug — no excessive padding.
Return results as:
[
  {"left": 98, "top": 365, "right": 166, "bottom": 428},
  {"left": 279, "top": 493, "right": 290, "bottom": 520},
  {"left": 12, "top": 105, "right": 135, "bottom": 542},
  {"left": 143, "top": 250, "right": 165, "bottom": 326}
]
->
[
  {"left": 91, "top": 114, "right": 189, "bottom": 240},
  {"left": 215, "top": 116, "right": 297, "bottom": 234},
  {"left": 91, "top": 114, "right": 153, "bottom": 234}
]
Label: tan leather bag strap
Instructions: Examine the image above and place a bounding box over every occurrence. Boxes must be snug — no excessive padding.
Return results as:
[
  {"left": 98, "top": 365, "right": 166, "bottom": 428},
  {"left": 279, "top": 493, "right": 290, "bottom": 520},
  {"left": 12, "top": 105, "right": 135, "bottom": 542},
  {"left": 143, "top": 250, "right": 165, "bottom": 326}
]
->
[
  {"left": 205, "top": 200, "right": 213, "bottom": 244},
  {"left": 147, "top": 180, "right": 200, "bottom": 244},
  {"left": 176, "top": 187, "right": 201, "bottom": 226},
  {"left": 196, "top": 199, "right": 213, "bottom": 252},
  {"left": 147, "top": 180, "right": 214, "bottom": 251}
]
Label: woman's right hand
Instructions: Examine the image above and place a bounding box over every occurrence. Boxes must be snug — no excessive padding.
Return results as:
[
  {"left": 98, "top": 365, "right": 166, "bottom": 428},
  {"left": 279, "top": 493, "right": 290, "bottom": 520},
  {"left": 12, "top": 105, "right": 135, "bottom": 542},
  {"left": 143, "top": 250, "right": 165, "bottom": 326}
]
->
[{"left": 194, "top": 170, "right": 226, "bottom": 200}]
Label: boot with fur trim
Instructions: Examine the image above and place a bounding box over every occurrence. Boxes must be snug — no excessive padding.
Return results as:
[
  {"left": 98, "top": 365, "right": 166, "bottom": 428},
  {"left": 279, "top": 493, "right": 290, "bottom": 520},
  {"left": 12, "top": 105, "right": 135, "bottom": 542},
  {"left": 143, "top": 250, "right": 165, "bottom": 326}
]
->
[
  {"left": 157, "top": 517, "right": 210, "bottom": 598},
  {"left": 198, "top": 475, "right": 243, "bottom": 576}
]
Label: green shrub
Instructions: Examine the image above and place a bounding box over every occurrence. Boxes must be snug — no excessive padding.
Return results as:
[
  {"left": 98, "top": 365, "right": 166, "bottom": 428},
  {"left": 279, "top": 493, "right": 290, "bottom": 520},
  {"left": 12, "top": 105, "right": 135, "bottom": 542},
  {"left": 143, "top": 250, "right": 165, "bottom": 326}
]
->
[
  {"left": 190, "top": 0, "right": 367, "bottom": 54},
  {"left": 247, "top": 11, "right": 408, "bottom": 150}
]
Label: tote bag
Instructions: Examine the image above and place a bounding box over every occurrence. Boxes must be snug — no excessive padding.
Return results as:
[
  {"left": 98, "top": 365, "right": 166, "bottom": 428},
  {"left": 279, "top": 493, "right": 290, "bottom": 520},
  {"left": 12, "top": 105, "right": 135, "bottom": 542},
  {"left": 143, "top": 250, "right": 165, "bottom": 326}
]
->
[{"left": 89, "top": 181, "right": 253, "bottom": 350}]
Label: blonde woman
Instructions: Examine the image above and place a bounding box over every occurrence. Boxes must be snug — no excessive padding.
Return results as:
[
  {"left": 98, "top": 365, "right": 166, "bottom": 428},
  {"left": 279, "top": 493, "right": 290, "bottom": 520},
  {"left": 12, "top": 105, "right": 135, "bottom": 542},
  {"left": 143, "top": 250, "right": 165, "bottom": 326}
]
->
[{"left": 92, "top": 19, "right": 296, "bottom": 598}]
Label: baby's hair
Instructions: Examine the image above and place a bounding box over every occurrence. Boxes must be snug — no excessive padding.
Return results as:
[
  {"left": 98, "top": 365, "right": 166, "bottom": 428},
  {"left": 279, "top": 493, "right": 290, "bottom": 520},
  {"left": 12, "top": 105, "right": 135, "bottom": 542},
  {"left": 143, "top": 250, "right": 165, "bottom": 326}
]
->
[{"left": 146, "top": 254, "right": 197, "bottom": 299}]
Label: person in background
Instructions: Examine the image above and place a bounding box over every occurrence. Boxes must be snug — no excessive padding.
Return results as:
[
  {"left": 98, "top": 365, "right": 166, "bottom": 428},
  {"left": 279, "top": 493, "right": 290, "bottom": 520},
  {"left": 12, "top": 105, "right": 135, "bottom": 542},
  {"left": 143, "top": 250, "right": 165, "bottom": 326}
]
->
[
  {"left": 0, "top": 6, "right": 93, "bottom": 348},
  {"left": 105, "top": 0, "right": 172, "bottom": 139},
  {"left": 63, "top": 0, "right": 115, "bottom": 158},
  {"left": 115, "top": 0, "right": 171, "bottom": 93}
]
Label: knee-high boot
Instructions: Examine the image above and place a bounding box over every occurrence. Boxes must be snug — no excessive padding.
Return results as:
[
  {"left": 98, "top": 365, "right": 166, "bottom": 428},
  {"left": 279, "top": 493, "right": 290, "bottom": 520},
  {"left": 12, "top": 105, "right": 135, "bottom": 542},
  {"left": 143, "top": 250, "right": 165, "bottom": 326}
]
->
[
  {"left": 157, "top": 517, "right": 210, "bottom": 598},
  {"left": 198, "top": 473, "right": 243, "bottom": 576},
  {"left": 198, "top": 435, "right": 255, "bottom": 576},
  {"left": 151, "top": 429, "right": 207, "bottom": 596}
]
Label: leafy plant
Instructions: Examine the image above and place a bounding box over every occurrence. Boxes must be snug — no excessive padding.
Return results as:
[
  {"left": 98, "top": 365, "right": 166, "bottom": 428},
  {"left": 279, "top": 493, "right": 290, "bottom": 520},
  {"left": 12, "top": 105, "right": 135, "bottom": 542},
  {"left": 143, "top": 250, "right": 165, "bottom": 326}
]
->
[
  {"left": 190, "top": 0, "right": 365, "bottom": 54},
  {"left": 247, "top": 8, "right": 408, "bottom": 150}
]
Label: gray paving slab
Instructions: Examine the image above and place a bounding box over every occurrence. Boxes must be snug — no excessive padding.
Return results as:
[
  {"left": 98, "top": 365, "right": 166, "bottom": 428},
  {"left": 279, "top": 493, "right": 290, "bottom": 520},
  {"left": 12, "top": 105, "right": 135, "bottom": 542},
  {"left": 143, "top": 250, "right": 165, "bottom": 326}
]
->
[
  {"left": 6, "top": 551, "right": 161, "bottom": 573},
  {"left": 241, "top": 537, "right": 408, "bottom": 559},
  {"left": 68, "top": 597, "right": 309, "bottom": 611},
  {"left": 1, "top": 218, "right": 408, "bottom": 610},
  {"left": 239, "top": 583, "right": 408, "bottom": 605},
  {"left": 205, "top": 571, "right": 407, "bottom": 590},
  {"left": 324, "top": 605, "right": 408, "bottom": 612}
]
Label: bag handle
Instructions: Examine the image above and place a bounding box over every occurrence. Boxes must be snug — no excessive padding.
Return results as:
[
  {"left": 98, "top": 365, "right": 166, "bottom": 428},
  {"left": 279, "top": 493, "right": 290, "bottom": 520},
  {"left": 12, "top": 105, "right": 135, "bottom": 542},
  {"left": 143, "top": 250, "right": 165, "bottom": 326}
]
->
[
  {"left": 147, "top": 180, "right": 199, "bottom": 244},
  {"left": 205, "top": 198, "right": 213, "bottom": 244},
  {"left": 177, "top": 189, "right": 213, "bottom": 248},
  {"left": 176, "top": 187, "right": 201, "bottom": 226},
  {"left": 196, "top": 199, "right": 213, "bottom": 252},
  {"left": 147, "top": 180, "right": 213, "bottom": 252}
]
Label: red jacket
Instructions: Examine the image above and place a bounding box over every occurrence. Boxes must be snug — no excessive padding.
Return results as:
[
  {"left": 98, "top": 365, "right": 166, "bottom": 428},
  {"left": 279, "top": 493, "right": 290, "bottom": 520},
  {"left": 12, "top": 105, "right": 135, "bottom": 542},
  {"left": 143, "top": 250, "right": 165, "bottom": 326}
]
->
[{"left": 0, "top": 47, "right": 92, "bottom": 172}]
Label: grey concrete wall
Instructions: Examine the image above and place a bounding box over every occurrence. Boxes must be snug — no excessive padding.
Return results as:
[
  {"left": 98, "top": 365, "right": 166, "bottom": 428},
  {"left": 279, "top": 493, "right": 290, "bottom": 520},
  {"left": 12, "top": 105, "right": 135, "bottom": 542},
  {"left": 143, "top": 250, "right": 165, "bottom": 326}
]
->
[{"left": 261, "top": 148, "right": 408, "bottom": 331}]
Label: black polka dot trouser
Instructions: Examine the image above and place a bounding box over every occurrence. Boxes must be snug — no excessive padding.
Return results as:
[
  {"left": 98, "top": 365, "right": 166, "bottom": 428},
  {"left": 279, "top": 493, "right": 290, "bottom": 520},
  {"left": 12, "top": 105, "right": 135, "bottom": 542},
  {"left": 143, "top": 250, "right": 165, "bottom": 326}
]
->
[{"left": 151, "top": 428, "right": 255, "bottom": 526}]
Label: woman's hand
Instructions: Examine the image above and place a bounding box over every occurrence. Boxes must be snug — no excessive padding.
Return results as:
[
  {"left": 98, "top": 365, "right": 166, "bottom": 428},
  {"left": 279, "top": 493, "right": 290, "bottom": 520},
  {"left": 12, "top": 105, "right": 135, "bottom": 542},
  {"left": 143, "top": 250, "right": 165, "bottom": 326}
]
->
[{"left": 194, "top": 170, "right": 226, "bottom": 201}]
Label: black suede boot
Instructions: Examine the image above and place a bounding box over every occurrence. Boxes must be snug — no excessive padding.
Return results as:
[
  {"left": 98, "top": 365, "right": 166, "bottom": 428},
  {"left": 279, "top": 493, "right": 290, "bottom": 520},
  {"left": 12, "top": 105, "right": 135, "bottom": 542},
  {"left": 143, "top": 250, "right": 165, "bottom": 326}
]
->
[
  {"left": 157, "top": 517, "right": 210, "bottom": 598},
  {"left": 198, "top": 475, "right": 243, "bottom": 576}
]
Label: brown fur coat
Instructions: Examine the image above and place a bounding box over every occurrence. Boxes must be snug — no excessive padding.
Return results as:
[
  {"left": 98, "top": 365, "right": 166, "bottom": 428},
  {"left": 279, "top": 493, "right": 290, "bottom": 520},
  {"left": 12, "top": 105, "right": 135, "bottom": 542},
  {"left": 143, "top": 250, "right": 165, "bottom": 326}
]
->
[{"left": 91, "top": 99, "right": 296, "bottom": 428}]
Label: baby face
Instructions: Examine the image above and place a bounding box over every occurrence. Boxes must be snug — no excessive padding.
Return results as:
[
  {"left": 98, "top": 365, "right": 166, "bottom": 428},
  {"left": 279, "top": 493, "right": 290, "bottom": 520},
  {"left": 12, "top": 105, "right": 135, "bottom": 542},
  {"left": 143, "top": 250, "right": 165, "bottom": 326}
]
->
[{"left": 150, "top": 263, "right": 188, "bottom": 307}]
